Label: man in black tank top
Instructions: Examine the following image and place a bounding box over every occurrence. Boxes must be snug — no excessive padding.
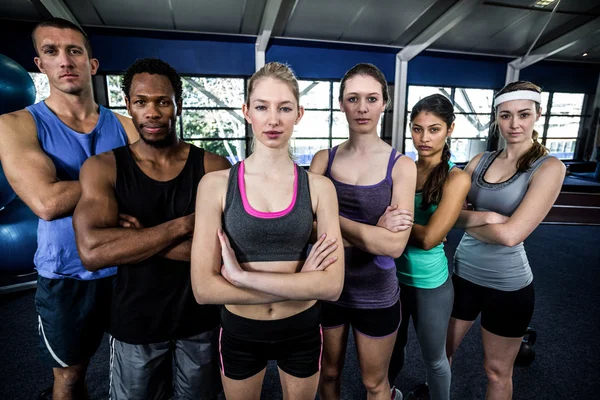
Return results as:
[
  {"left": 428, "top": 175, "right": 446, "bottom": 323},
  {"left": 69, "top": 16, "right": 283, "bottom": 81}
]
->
[{"left": 73, "top": 59, "right": 230, "bottom": 400}]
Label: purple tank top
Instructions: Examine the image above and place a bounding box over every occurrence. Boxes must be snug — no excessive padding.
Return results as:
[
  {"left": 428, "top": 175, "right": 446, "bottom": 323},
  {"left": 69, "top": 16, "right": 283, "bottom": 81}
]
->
[{"left": 325, "top": 146, "right": 402, "bottom": 309}]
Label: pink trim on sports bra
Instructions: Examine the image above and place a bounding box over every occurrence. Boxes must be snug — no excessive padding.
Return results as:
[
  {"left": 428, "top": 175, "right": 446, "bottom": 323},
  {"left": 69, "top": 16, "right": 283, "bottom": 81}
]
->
[{"left": 238, "top": 160, "right": 298, "bottom": 219}]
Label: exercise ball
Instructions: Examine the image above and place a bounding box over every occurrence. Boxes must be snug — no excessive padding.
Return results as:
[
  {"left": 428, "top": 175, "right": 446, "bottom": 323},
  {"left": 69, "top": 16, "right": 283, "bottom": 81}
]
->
[
  {"left": 0, "top": 165, "right": 15, "bottom": 209},
  {"left": 0, "top": 197, "right": 38, "bottom": 275},
  {"left": 0, "top": 54, "right": 37, "bottom": 207},
  {"left": 0, "top": 54, "right": 37, "bottom": 115}
]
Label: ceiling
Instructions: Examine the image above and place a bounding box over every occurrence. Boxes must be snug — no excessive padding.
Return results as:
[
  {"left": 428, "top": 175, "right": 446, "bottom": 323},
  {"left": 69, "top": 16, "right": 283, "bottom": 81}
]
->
[{"left": 2, "top": 0, "right": 599, "bottom": 63}]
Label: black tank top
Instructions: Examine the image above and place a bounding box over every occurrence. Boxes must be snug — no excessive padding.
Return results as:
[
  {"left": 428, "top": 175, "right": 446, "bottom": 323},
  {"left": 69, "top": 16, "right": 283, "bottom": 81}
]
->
[{"left": 109, "top": 144, "right": 219, "bottom": 344}]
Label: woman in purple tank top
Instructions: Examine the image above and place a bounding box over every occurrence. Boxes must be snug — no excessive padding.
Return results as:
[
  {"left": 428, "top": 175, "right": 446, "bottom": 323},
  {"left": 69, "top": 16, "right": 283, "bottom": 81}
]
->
[{"left": 310, "top": 63, "right": 416, "bottom": 400}]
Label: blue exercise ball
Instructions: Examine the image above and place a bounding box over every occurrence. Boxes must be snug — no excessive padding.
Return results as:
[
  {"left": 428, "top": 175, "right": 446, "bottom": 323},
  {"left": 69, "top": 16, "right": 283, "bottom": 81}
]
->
[
  {"left": 0, "top": 54, "right": 37, "bottom": 208},
  {"left": 0, "top": 197, "right": 38, "bottom": 275},
  {"left": 0, "top": 54, "right": 37, "bottom": 115},
  {"left": 1, "top": 166, "right": 16, "bottom": 210}
]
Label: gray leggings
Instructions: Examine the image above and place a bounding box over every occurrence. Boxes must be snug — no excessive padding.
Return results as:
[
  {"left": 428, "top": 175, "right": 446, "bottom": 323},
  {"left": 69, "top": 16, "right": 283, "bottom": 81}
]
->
[{"left": 388, "top": 276, "right": 454, "bottom": 400}]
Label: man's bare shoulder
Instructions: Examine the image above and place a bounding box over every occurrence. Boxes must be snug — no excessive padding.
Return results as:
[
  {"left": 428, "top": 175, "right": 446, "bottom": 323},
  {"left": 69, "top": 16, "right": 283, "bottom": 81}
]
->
[
  {"left": 0, "top": 109, "right": 37, "bottom": 139},
  {"left": 203, "top": 150, "right": 231, "bottom": 173}
]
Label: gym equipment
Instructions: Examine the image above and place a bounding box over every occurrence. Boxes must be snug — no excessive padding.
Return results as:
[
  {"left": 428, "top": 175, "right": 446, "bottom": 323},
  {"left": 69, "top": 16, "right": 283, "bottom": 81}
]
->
[
  {"left": 0, "top": 54, "right": 36, "bottom": 115},
  {"left": 0, "top": 197, "right": 38, "bottom": 276},
  {"left": 515, "top": 327, "right": 537, "bottom": 367},
  {"left": 0, "top": 54, "right": 37, "bottom": 207},
  {"left": 0, "top": 165, "right": 15, "bottom": 210}
]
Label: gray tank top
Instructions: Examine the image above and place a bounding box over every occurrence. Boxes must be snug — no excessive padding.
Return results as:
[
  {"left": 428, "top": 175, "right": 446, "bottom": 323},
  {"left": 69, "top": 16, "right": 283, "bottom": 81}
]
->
[{"left": 454, "top": 151, "right": 551, "bottom": 291}]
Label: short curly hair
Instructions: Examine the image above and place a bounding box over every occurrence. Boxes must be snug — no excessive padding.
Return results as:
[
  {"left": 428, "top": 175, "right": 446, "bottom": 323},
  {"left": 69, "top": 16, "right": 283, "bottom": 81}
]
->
[{"left": 121, "top": 58, "right": 182, "bottom": 104}]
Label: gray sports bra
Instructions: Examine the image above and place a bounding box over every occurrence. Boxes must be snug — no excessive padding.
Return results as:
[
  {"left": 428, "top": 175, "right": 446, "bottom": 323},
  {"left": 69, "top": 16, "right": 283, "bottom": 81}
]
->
[{"left": 468, "top": 150, "right": 550, "bottom": 216}]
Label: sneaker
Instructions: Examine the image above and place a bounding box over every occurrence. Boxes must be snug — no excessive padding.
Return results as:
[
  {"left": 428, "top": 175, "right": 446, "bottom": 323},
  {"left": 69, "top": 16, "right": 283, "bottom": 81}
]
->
[
  {"left": 405, "top": 383, "right": 429, "bottom": 400},
  {"left": 391, "top": 386, "right": 403, "bottom": 400}
]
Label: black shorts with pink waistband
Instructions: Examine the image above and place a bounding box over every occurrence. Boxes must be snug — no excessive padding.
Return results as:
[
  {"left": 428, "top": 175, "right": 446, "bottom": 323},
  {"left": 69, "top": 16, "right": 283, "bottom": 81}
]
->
[
  {"left": 218, "top": 302, "right": 322, "bottom": 380},
  {"left": 321, "top": 299, "right": 401, "bottom": 338}
]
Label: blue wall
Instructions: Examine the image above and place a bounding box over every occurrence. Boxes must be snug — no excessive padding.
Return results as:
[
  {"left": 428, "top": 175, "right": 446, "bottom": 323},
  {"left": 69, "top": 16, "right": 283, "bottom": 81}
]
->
[{"left": 1, "top": 21, "right": 598, "bottom": 92}]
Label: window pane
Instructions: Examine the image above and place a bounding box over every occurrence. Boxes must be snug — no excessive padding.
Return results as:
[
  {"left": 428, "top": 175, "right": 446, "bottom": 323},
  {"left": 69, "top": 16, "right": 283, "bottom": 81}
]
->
[
  {"left": 332, "top": 111, "right": 349, "bottom": 138},
  {"left": 549, "top": 93, "right": 585, "bottom": 116},
  {"left": 407, "top": 86, "right": 451, "bottom": 110},
  {"left": 187, "top": 139, "right": 245, "bottom": 164},
  {"left": 29, "top": 72, "right": 50, "bottom": 103},
  {"left": 454, "top": 88, "right": 494, "bottom": 114},
  {"left": 454, "top": 114, "right": 491, "bottom": 138},
  {"left": 404, "top": 138, "right": 417, "bottom": 161},
  {"left": 546, "top": 139, "right": 576, "bottom": 160},
  {"left": 332, "top": 82, "right": 341, "bottom": 110},
  {"left": 535, "top": 115, "right": 547, "bottom": 138},
  {"left": 546, "top": 116, "right": 581, "bottom": 138},
  {"left": 182, "top": 77, "right": 244, "bottom": 108},
  {"left": 540, "top": 92, "right": 550, "bottom": 114},
  {"left": 299, "top": 81, "right": 330, "bottom": 109},
  {"left": 182, "top": 110, "right": 245, "bottom": 139},
  {"left": 450, "top": 138, "right": 487, "bottom": 163},
  {"left": 290, "top": 138, "right": 329, "bottom": 166},
  {"left": 295, "top": 111, "right": 330, "bottom": 138},
  {"left": 107, "top": 75, "right": 125, "bottom": 107},
  {"left": 111, "top": 108, "right": 129, "bottom": 117}
]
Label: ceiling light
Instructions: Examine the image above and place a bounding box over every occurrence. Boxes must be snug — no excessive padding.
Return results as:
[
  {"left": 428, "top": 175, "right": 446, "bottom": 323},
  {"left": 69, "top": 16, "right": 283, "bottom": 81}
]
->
[
  {"left": 533, "top": 0, "right": 557, "bottom": 7},
  {"left": 582, "top": 53, "right": 588, "bottom": 57}
]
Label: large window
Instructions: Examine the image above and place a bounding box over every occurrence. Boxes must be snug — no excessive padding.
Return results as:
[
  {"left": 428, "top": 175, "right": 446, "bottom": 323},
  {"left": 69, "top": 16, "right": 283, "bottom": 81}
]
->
[
  {"left": 404, "top": 86, "right": 493, "bottom": 163},
  {"left": 28, "top": 72, "right": 50, "bottom": 103},
  {"left": 107, "top": 75, "right": 247, "bottom": 164},
  {"left": 404, "top": 86, "right": 587, "bottom": 162},
  {"left": 293, "top": 80, "right": 385, "bottom": 165},
  {"left": 107, "top": 76, "right": 382, "bottom": 166},
  {"left": 537, "top": 92, "right": 586, "bottom": 160}
]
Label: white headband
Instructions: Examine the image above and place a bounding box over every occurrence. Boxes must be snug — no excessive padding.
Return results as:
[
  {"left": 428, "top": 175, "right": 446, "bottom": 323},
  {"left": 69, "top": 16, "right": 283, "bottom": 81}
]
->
[{"left": 493, "top": 90, "right": 541, "bottom": 107}]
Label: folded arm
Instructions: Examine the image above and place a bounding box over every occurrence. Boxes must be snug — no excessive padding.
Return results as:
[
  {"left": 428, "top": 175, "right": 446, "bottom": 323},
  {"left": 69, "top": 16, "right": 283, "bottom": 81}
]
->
[
  {"left": 190, "top": 172, "right": 289, "bottom": 305},
  {"left": 466, "top": 158, "right": 565, "bottom": 246},
  {"left": 341, "top": 156, "right": 416, "bottom": 258},
  {"left": 228, "top": 174, "right": 344, "bottom": 301},
  {"left": 410, "top": 169, "right": 471, "bottom": 250},
  {"left": 73, "top": 153, "right": 193, "bottom": 270},
  {"left": 0, "top": 111, "right": 80, "bottom": 221}
]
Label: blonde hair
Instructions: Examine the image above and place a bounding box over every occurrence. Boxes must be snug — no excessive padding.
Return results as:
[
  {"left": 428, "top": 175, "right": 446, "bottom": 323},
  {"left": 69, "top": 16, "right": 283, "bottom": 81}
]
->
[
  {"left": 494, "top": 81, "right": 549, "bottom": 172},
  {"left": 246, "top": 62, "right": 299, "bottom": 160}
]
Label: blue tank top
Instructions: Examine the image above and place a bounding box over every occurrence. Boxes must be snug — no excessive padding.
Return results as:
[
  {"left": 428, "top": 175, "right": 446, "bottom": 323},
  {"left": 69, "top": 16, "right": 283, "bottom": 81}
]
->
[
  {"left": 27, "top": 101, "right": 128, "bottom": 280},
  {"left": 325, "top": 146, "right": 402, "bottom": 309}
]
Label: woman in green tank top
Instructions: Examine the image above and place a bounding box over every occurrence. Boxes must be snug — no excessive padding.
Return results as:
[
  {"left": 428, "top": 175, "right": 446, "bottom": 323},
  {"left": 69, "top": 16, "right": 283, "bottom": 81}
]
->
[{"left": 379, "top": 94, "right": 470, "bottom": 400}]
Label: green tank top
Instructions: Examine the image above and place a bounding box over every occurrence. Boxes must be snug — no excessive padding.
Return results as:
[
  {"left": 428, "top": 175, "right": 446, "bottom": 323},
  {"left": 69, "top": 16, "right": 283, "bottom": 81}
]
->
[{"left": 396, "top": 161, "right": 455, "bottom": 289}]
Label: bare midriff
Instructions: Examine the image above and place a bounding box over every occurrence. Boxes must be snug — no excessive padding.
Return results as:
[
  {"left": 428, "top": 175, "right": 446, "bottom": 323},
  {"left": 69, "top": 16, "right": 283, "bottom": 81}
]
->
[{"left": 224, "top": 259, "right": 317, "bottom": 320}]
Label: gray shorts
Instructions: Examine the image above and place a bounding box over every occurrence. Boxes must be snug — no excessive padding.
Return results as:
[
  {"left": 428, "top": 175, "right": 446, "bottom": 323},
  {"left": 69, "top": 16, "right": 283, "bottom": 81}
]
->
[{"left": 109, "top": 328, "right": 222, "bottom": 400}]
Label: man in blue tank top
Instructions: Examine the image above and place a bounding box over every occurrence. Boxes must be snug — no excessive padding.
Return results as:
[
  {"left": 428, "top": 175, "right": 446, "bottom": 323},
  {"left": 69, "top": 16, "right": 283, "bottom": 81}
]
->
[
  {"left": 73, "top": 58, "right": 230, "bottom": 399},
  {"left": 0, "top": 18, "right": 138, "bottom": 399}
]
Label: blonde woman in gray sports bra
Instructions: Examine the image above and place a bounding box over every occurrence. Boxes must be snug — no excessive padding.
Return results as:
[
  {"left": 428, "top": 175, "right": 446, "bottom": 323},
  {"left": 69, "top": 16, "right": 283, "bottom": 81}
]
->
[{"left": 447, "top": 81, "right": 565, "bottom": 399}]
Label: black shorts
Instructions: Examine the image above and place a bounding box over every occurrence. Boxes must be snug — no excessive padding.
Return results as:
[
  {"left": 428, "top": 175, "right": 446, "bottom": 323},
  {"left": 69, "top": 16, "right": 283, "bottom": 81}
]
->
[
  {"left": 321, "top": 300, "right": 401, "bottom": 338},
  {"left": 219, "top": 302, "right": 322, "bottom": 380},
  {"left": 451, "top": 274, "right": 534, "bottom": 338},
  {"left": 35, "top": 275, "right": 114, "bottom": 368}
]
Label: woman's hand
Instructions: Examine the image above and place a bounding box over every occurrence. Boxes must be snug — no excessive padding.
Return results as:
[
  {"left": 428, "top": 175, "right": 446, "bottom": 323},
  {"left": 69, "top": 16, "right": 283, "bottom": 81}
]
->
[
  {"left": 301, "top": 233, "right": 338, "bottom": 272},
  {"left": 217, "top": 228, "right": 245, "bottom": 287},
  {"left": 377, "top": 205, "right": 413, "bottom": 232}
]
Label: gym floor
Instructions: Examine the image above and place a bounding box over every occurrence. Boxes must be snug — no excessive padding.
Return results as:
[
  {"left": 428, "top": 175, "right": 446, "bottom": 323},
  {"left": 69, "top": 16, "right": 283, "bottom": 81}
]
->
[{"left": 1, "top": 225, "right": 599, "bottom": 399}]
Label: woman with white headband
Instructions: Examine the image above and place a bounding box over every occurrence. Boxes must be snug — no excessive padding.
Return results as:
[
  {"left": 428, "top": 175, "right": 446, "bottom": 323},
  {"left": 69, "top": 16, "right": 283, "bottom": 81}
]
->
[{"left": 446, "top": 81, "right": 565, "bottom": 398}]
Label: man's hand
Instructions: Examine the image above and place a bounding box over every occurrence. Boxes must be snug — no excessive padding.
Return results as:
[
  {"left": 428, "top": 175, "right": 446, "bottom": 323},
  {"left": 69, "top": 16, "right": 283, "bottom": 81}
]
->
[{"left": 118, "top": 213, "right": 144, "bottom": 229}]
